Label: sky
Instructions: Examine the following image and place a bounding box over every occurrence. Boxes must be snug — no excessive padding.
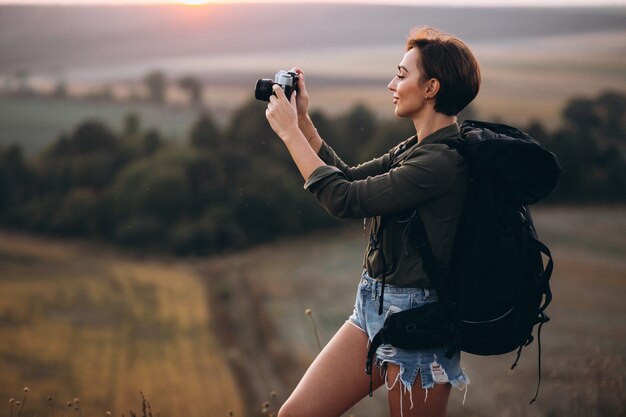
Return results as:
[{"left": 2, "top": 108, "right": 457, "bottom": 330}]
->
[{"left": 1, "top": 0, "right": 625, "bottom": 6}]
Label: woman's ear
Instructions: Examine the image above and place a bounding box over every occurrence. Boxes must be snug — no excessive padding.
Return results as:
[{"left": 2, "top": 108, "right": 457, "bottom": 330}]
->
[{"left": 425, "top": 78, "right": 441, "bottom": 98}]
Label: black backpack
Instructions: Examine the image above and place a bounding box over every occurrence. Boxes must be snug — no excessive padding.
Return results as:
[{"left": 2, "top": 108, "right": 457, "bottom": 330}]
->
[
  {"left": 444, "top": 120, "right": 560, "bottom": 357},
  {"left": 366, "top": 120, "right": 561, "bottom": 402}
]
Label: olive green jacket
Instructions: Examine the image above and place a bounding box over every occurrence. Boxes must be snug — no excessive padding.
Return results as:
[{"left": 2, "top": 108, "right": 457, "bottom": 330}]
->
[{"left": 304, "top": 123, "right": 468, "bottom": 288}]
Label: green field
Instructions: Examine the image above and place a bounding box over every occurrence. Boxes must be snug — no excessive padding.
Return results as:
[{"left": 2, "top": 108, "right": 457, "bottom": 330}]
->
[
  {"left": 0, "top": 97, "right": 199, "bottom": 157},
  {"left": 1, "top": 205, "right": 625, "bottom": 417}
]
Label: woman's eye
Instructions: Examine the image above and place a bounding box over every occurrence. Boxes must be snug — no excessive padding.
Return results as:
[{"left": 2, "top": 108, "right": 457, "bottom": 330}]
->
[{"left": 396, "top": 74, "right": 404, "bottom": 79}]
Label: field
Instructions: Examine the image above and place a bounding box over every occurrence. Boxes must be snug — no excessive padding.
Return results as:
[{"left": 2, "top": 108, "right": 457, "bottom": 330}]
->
[
  {"left": 1, "top": 205, "right": 625, "bottom": 417},
  {"left": 0, "top": 97, "right": 199, "bottom": 157},
  {"left": 209, "top": 205, "right": 626, "bottom": 417},
  {"left": 0, "top": 234, "right": 244, "bottom": 417},
  {"left": 2, "top": 28, "right": 625, "bottom": 156}
]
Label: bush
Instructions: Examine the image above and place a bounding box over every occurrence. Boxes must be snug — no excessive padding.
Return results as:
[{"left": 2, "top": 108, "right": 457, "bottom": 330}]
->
[{"left": 2, "top": 91, "right": 624, "bottom": 253}]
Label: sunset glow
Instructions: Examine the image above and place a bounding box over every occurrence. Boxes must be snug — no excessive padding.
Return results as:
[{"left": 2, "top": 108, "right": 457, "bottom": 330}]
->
[
  {"left": 178, "top": 0, "right": 210, "bottom": 4},
  {"left": 1, "top": 0, "right": 625, "bottom": 6}
]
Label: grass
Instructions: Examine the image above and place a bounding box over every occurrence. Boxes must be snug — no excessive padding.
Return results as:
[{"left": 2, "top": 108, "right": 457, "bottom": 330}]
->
[
  {"left": 0, "top": 97, "right": 198, "bottom": 157},
  {"left": 1, "top": 205, "right": 625, "bottom": 417},
  {"left": 0, "top": 232, "right": 244, "bottom": 417},
  {"left": 201, "top": 205, "right": 626, "bottom": 417}
]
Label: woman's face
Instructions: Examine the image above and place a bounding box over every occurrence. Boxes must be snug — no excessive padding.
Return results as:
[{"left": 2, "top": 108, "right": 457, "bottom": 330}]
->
[{"left": 387, "top": 48, "right": 429, "bottom": 119}]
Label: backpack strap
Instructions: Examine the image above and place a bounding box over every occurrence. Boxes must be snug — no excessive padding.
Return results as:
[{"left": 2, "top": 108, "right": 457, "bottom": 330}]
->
[
  {"left": 529, "top": 312, "right": 549, "bottom": 404},
  {"left": 409, "top": 210, "right": 460, "bottom": 358},
  {"left": 365, "top": 332, "right": 384, "bottom": 397},
  {"left": 367, "top": 215, "right": 388, "bottom": 316},
  {"left": 532, "top": 238, "right": 554, "bottom": 312}
]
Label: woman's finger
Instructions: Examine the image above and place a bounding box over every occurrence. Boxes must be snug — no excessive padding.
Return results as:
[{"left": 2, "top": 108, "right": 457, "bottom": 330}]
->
[
  {"left": 272, "top": 84, "right": 287, "bottom": 100},
  {"left": 291, "top": 67, "right": 304, "bottom": 79}
]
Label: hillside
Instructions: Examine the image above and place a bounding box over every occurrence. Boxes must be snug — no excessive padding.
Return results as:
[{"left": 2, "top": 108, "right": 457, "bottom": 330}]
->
[
  {"left": 212, "top": 205, "right": 626, "bottom": 417},
  {"left": 0, "top": 233, "right": 245, "bottom": 417},
  {"left": 1, "top": 205, "right": 624, "bottom": 416}
]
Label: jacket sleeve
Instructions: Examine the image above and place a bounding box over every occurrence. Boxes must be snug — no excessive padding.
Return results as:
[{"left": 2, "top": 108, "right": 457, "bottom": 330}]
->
[
  {"left": 304, "top": 144, "right": 460, "bottom": 219},
  {"left": 317, "top": 140, "right": 393, "bottom": 181}
]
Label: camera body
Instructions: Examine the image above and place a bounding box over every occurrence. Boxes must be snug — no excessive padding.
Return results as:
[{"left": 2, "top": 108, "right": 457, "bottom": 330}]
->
[{"left": 255, "top": 70, "right": 299, "bottom": 101}]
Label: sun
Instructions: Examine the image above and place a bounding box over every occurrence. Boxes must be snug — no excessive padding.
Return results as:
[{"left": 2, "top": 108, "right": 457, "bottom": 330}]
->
[{"left": 178, "top": 0, "right": 211, "bottom": 5}]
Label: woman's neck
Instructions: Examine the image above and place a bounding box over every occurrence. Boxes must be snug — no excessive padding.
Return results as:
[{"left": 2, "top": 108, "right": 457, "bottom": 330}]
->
[{"left": 413, "top": 112, "right": 457, "bottom": 143}]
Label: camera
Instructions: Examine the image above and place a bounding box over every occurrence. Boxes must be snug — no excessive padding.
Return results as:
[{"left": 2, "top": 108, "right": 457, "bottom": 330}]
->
[{"left": 255, "top": 70, "right": 299, "bottom": 101}]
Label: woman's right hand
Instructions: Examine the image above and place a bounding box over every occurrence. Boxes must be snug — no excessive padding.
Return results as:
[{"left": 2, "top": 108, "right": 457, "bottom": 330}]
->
[
  {"left": 291, "top": 67, "right": 321, "bottom": 151},
  {"left": 291, "top": 67, "right": 309, "bottom": 118}
]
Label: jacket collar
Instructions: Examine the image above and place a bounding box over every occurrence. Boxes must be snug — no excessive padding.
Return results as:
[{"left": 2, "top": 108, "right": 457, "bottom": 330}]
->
[
  {"left": 392, "top": 122, "right": 460, "bottom": 165},
  {"left": 417, "top": 122, "right": 461, "bottom": 147}
]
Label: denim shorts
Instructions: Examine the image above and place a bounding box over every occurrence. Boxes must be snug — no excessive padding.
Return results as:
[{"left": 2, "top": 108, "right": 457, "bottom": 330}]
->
[{"left": 347, "top": 270, "right": 469, "bottom": 398}]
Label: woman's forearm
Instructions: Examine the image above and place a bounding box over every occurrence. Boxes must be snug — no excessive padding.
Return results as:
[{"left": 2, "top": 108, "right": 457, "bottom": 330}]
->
[
  {"left": 298, "top": 114, "right": 323, "bottom": 154},
  {"left": 282, "top": 128, "right": 326, "bottom": 181},
  {"left": 264, "top": 84, "right": 325, "bottom": 181}
]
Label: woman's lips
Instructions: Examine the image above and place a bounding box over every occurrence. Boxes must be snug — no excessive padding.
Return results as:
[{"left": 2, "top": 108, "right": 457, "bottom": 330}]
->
[{"left": 393, "top": 96, "right": 399, "bottom": 104}]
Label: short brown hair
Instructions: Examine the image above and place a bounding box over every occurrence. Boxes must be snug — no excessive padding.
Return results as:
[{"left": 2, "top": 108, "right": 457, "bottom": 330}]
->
[{"left": 406, "top": 27, "right": 481, "bottom": 116}]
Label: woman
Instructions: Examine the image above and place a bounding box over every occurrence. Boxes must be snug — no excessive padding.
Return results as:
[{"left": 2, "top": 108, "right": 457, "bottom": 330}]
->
[{"left": 265, "top": 27, "right": 480, "bottom": 417}]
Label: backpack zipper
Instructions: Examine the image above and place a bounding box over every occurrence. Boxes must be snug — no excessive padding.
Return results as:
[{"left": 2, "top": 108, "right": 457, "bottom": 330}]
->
[{"left": 461, "top": 305, "right": 516, "bottom": 324}]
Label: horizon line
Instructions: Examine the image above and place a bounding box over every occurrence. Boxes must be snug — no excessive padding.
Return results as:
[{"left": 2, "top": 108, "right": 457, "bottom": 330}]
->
[{"left": 1, "top": 0, "right": 626, "bottom": 8}]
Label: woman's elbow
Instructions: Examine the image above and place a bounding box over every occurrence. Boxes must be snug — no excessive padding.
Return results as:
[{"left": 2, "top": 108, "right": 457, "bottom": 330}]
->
[{"left": 323, "top": 201, "right": 363, "bottom": 219}]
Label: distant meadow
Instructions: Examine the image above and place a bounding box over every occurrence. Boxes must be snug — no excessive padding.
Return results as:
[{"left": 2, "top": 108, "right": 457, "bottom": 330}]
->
[{"left": 1, "top": 4, "right": 625, "bottom": 153}]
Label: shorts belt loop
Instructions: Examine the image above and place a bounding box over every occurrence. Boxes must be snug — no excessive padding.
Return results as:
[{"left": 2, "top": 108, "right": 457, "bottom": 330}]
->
[
  {"left": 372, "top": 280, "right": 377, "bottom": 301},
  {"left": 424, "top": 288, "right": 430, "bottom": 300}
]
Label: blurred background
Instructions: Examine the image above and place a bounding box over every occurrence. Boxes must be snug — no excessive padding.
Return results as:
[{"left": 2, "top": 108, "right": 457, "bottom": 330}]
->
[{"left": 0, "top": 1, "right": 625, "bottom": 416}]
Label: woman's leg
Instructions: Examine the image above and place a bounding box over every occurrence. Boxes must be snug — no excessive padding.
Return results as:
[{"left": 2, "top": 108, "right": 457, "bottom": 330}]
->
[
  {"left": 278, "top": 322, "right": 384, "bottom": 417},
  {"left": 385, "top": 363, "right": 451, "bottom": 417}
]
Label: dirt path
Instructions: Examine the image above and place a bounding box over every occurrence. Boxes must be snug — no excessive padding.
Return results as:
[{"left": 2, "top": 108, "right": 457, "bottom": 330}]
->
[{"left": 197, "top": 256, "right": 303, "bottom": 416}]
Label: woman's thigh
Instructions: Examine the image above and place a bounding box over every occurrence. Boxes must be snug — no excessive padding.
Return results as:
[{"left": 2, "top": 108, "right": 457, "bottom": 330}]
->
[
  {"left": 386, "top": 363, "right": 451, "bottom": 417},
  {"left": 278, "top": 322, "right": 384, "bottom": 417}
]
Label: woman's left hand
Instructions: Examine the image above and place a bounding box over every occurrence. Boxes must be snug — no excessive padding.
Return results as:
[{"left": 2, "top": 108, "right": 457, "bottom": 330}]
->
[{"left": 265, "top": 84, "right": 300, "bottom": 142}]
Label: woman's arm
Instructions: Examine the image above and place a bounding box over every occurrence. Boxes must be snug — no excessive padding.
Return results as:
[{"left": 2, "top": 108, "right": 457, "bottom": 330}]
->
[
  {"left": 265, "top": 85, "right": 325, "bottom": 182},
  {"left": 291, "top": 68, "right": 392, "bottom": 181},
  {"left": 305, "top": 144, "right": 461, "bottom": 219},
  {"left": 265, "top": 84, "right": 459, "bottom": 220},
  {"left": 291, "top": 67, "right": 323, "bottom": 154}
]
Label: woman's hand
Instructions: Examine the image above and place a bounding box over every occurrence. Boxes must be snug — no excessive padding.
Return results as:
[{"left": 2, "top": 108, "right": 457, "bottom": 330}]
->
[
  {"left": 265, "top": 84, "right": 300, "bottom": 142},
  {"left": 290, "top": 67, "right": 320, "bottom": 148},
  {"left": 264, "top": 83, "right": 325, "bottom": 182},
  {"left": 291, "top": 67, "right": 309, "bottom": 118}
]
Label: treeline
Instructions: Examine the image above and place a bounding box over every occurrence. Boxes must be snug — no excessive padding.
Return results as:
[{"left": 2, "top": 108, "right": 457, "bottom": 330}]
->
[
  {"left": 527, "top": 91, "right": 626, "bottom": 203},
  {"left": 0, "top": 91, "right": 624, "bottom": 255}
]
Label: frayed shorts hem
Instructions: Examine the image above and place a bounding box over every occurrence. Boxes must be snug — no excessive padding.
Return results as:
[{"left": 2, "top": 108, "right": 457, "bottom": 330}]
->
[{"left": 347, "top": 270, "right": 470, "bottom": 393}]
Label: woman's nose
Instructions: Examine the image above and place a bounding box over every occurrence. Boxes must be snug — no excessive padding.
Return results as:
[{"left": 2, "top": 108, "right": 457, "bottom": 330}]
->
[{"left": 388, "top": 79, "right": 395, "bottom": 91}]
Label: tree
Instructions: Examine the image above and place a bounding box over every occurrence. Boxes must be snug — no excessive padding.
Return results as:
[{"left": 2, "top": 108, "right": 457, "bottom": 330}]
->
[
  {"left": 178, "top": 75, "right": 203, "bottom": 106},
  {"left": 124, "top": 112, "right": 141, "bottom": 136},
  {"left": 0, "top": 145, "right": 32, "bottom": 215},
  {"left": 109, "top": 148, "right": 193, "bottom": 225},
  {"left": 143, "top": 70, "right": 167, "bottom": 104},
  {"left": 143, "top": 129, "right": 163, "bottom": 156},
  {"left": 562, "top": 97, "right": 600, "bottom": 133},
  {"left": 189, "top": 113, "right": 221, "bottom": 149},
  {"left": 41, "top": 120, "right": 123, "bottom": 191},
  {"left": 358, "top": 117, "right": 414, "bottom": 162},
  {"left": 333, "top": 103, "right": 378, "bottom": 165}
]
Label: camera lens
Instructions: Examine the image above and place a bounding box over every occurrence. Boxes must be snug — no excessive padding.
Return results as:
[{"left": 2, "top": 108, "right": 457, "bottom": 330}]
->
[{"left": 255, "top": 79, "right": 274, "bottom": 101}]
